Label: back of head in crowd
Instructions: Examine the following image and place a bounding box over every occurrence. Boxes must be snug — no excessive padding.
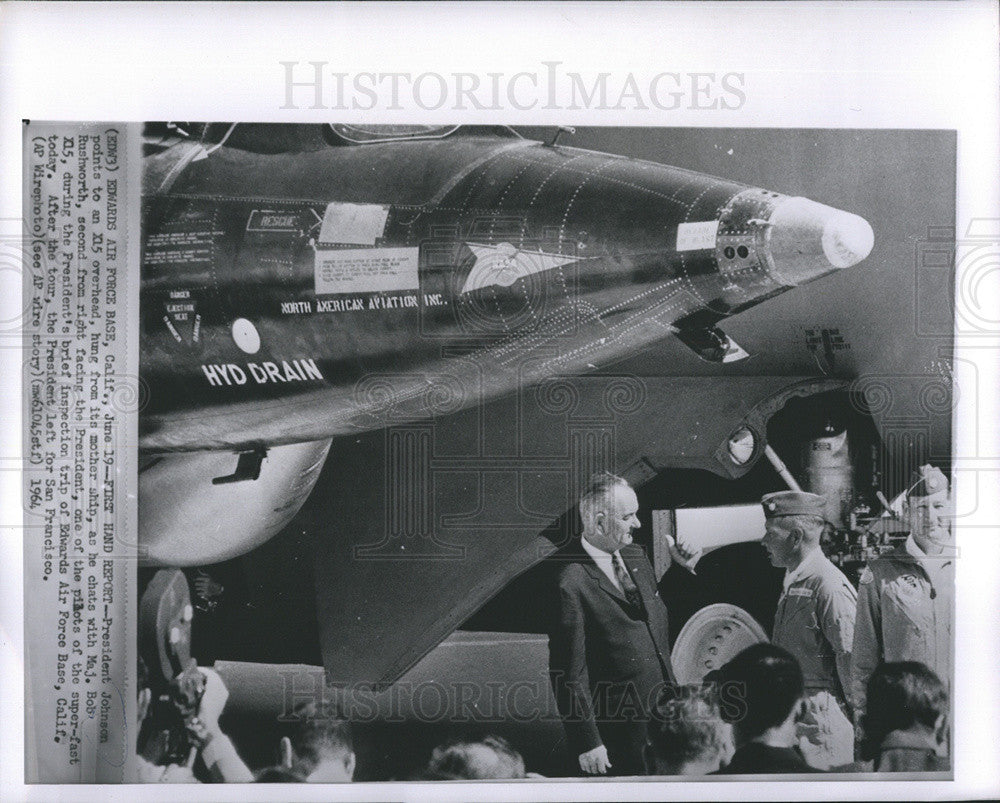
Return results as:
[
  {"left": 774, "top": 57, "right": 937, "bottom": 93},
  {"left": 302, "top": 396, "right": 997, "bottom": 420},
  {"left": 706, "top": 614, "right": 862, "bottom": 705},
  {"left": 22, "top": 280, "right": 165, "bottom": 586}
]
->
[
  {"left": 861, "top": 662, "right": 948, "bottom": 760},
  {"left": 256, "top": 766, "right": 305, "bottom": 782},
  {"left": 715, "top": 643, "right": 804, "bottom": 742},
  {"left": 645, "top": 685, "right": 734, "bottom": 775},
  {"left": 424, "top": 734, "right": 526, "bottom": 780},
  {"left": 281, "top": 700, "right": 355, "bottom": 782}
]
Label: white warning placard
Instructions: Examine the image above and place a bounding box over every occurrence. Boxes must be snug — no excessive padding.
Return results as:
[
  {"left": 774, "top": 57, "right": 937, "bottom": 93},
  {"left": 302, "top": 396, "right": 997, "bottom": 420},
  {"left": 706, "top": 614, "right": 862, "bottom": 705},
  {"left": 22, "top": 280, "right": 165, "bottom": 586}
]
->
[
  {"left": 315, "top": 247, "right": 420, "bottom": 295},
  {"left": 319, "top": 202, "right": 390, "bottom": 245},
  {"left": 676, "top": 220, "right": 719, "bottom": 251}
]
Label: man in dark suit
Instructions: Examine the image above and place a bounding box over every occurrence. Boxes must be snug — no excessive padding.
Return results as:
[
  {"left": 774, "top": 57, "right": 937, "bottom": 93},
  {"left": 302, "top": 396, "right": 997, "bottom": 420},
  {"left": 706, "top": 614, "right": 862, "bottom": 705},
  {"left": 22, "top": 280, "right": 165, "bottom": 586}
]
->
[{"left": 548, "top": 473, "right": 677, "bottom": 776}]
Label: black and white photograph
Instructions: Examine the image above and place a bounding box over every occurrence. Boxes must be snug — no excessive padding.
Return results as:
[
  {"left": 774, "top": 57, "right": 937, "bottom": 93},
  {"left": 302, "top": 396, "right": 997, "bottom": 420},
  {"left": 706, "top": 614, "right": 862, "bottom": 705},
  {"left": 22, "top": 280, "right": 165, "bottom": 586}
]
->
[
  {"left": 135, "top": 123, "right": 956, "bottom": 780},
  {"left": 4, "top": 2, "right": 1000, "bottom": 801}
]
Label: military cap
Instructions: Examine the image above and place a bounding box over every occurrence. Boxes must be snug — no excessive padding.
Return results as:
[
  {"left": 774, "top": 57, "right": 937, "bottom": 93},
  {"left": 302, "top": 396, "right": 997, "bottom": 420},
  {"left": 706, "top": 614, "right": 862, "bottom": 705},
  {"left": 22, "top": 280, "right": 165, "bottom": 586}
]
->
[
  {"left": 761, "top": 490, "right": 826, "bottom": 518},
  {"left": 907, "top": 464, "right": 949, "bottom": 499}
]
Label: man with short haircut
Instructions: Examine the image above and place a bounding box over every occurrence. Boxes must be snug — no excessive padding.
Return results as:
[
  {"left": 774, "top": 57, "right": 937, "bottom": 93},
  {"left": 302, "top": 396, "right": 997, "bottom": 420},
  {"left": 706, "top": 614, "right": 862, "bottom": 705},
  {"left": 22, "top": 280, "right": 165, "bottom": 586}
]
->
[
  {"left": 760, "top": 490, "right": 856, "bottom": 768},
  {"left": 645, "top": 686, "right": 734, "bottom": 775},
  {"left": 548, "top": 472, "right": 679, "bottom": 776},
  {"left": 857, "top": 661, "right": 949, "bottom": 772},
  {"left": 852, "top": 465, "right": 954, "bottom": 741},
  {"left": 423, "top": 735, "right": 527, "bottom": 780},
  {"left": 713, "top": 643, "right": 821, "bottom": 774},
  {"left": 278, "top": 700, "right": 355, "bottom": 782}
]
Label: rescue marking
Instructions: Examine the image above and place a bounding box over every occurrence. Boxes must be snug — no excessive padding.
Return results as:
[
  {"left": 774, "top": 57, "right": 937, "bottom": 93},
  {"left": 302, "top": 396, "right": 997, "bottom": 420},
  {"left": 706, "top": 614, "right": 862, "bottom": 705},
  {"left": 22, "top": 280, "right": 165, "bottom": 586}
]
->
[{"left": 247, "top": 209, "right": 302, "bottom": 232}]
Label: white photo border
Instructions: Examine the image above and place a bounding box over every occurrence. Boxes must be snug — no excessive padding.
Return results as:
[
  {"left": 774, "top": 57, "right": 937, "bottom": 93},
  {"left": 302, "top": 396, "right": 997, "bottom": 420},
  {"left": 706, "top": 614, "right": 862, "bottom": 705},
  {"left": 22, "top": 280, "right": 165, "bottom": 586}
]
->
[{"left": 2, "top": 2, "right": 998, "bottom": 800}]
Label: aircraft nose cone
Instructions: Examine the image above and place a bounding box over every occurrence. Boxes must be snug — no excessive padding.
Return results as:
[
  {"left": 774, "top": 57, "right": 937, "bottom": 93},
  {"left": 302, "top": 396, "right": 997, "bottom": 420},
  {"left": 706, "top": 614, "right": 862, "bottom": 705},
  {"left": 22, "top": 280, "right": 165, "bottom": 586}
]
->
[
  {"left": 764, "top": 196, "right": 874, "bottom": 285},
  {"left": 822, "top": 208, "right": 875, "bottom": 269}
]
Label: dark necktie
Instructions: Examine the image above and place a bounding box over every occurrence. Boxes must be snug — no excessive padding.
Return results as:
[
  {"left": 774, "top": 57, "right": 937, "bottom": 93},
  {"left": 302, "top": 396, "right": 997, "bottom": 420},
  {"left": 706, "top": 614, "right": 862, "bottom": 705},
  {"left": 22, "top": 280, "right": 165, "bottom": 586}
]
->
[{"left": 613, "top": 553, "right": 642, "bottom": 609}]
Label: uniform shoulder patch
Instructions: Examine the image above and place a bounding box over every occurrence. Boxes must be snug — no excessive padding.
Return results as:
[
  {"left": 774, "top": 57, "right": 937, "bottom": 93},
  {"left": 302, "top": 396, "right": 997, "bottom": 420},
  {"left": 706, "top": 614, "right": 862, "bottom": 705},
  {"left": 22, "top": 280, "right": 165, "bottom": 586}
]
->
[{"left": 859, "top": 566, "right": 874, "bottom": 584}]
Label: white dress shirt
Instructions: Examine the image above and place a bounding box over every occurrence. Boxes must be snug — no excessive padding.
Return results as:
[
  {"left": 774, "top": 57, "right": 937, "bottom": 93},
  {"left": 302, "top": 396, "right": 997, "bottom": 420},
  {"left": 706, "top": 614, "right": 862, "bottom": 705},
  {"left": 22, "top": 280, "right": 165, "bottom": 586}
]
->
[{"left": 581, "top": 536, "right": 623, "bottom": 592}]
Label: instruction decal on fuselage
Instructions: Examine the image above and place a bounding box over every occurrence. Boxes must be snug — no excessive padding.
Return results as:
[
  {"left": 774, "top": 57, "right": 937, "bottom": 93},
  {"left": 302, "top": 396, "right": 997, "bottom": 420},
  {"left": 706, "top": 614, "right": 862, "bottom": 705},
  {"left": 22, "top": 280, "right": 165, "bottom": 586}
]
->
[{"left": 314, "top": 247, "right": 420, "bottom": 295}]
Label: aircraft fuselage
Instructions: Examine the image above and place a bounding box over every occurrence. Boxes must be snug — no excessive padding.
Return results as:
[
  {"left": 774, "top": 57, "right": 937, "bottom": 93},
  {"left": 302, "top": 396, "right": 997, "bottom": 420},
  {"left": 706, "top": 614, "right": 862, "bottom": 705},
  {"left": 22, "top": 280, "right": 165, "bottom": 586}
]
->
[{"left": 140, "top": 131, "right": 872, "bottom": 452}]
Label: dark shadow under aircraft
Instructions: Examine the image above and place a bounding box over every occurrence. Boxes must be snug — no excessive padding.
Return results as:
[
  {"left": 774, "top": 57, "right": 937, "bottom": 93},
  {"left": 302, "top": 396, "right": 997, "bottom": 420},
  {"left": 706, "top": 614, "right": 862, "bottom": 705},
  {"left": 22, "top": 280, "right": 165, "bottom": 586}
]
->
[{"left": 137, "top": 125, "right": 954, "bottom": 765}]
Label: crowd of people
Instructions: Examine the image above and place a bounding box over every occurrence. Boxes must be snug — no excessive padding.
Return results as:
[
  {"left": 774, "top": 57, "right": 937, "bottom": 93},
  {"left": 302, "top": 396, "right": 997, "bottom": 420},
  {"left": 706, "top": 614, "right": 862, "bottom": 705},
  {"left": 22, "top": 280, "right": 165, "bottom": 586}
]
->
[
  {"left": 649, "top": 646, "right": 950, "bottom": 775},
  {"left": 135, "top": 656, "right": 530, "bottom": 782},
  {"left": 137, "top": 464, "right": 954, "bottom": 781},
  {"left": 136, "top": 643, "right": 950, "bottom": 781}
]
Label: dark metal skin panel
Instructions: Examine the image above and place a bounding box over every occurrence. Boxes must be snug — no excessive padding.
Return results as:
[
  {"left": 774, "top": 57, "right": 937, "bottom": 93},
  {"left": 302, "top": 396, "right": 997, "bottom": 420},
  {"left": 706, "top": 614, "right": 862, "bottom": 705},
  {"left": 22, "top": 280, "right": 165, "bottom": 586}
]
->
[{"left": 164, "top": 135, "right": 536, "bottom": 207}]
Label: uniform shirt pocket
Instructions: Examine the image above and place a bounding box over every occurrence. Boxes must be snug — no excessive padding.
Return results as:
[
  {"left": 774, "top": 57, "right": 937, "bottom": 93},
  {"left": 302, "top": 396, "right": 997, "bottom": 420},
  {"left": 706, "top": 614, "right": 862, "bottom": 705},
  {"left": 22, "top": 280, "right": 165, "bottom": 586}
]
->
[
  {"left": 788, "top": 590, "right": 821, "bottom": 631},
  {"left": 886, "top": 578, "right": 931, "bottom": 626},
  {"left": 884, "top": 577, "right": 932, "bottom": 657}
]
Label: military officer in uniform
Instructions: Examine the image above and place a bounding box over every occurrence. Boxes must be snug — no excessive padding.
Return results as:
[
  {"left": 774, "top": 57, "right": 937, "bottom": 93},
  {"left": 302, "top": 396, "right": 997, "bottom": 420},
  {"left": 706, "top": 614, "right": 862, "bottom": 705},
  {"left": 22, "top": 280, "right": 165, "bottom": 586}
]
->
[
  {"left": 760, "top": 490, "right": 857, "bottom": 769},
  {"left": 851, "top": 465, "right": 954, "bottom": 756}
]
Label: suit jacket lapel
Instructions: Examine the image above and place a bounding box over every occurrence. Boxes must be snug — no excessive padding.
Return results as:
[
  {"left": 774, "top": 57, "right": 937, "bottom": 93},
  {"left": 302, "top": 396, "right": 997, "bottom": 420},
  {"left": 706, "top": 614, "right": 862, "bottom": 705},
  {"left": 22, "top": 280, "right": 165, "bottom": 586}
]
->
[
  {"left": 621, "top": 547, "right": 675, "bottom": 682},
  {"left": 578, "top": 547, "right": 628, "bottom": 604}
]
